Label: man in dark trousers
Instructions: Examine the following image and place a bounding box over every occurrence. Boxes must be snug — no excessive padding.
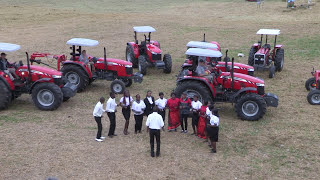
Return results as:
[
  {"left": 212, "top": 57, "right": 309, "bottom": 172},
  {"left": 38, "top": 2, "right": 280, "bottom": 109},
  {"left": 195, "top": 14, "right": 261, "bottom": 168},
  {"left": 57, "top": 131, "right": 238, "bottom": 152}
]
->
[
  {"left": 146, "top": 106, "right": 164, "bottom": 157},
  {"left": 106, "top": 92, "right": 118, "bottom": 138},
  {"left": 93, "top": 97, "right": 106, "bottom": 142},
  {"left": 144, "top": 90, "right": 155, "bottom": 116}
]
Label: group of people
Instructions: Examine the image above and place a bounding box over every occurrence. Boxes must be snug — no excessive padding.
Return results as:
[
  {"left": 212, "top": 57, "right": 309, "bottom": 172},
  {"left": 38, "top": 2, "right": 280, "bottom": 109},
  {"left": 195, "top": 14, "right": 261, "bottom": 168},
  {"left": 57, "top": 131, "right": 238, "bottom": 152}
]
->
[{"left": 92, "top": 90, "right": 220, "bottom": 156}]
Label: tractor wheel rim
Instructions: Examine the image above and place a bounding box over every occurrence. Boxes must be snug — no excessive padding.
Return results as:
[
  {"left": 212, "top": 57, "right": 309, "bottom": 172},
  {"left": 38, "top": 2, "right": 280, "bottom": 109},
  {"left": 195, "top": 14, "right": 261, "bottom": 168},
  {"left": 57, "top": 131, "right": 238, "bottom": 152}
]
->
[
  {"left": 113, "top": 84, "right": 123, "bottom": 93},
  {"left": 242, "top": 100, "right": 259, "bottom": 117},
  {"left": 127, "top": 52, "right": 132, "bottom": 62},
  {"left": 184, "top": 90, "right": 202, "bottom": 101},
  {"left": 37, "top": 89, "right": 54, "bottom": 107},
  {"left": 66, "top": 72, "right": 80, "bottom": 86},
  {"left": 311, "top": 93, "right": 320, "bottom": 103}
]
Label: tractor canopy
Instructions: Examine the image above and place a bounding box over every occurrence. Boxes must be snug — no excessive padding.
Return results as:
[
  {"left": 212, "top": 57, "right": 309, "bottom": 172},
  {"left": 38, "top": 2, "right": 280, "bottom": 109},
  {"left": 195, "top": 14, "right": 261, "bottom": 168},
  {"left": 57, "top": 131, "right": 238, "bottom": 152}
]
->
[
  {"left": 0, "top": 42, "right": 21, "bottom": 52},
  {"left": 256, "top": 29, "right": 280, "bottom": 36},
  {"left": 133, "top": 26, "right": 156, "bottom": 33},
  {"left": 66, "top": 38, "right": 99, "bottom": 47},
  {"left": 185, "top": 48, "right": 223, "bottom": 58},
  {"left": 186, "top": 41, "right": 219, "bottom": 50}
]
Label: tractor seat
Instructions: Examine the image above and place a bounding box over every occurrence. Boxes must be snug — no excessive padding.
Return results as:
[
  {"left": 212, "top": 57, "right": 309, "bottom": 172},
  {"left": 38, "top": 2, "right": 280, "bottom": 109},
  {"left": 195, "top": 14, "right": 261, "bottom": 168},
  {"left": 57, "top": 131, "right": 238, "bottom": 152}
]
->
[
  {"left": 264, "top": 44, "right": 271, "bottom": 50},
  {"left": 140, "top": 41, "right": 147, "bottom": 53}
]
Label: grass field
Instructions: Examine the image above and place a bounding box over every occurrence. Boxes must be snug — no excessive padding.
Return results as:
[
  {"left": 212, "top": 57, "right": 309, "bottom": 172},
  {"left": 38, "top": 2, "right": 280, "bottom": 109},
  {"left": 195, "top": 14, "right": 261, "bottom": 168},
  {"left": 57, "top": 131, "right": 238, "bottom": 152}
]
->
[{"left": 0, "top": 0, "right": 320, "bottom": 179}]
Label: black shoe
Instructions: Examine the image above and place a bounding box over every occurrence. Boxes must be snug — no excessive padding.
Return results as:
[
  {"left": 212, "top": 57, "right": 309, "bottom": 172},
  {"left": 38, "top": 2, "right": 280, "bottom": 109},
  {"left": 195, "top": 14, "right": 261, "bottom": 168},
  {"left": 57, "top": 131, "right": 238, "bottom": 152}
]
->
[
  {"left": 211, "top": 149, "right": 217, "bottom": 153},
  {"left": 151, "top": 152, "right": 155, "bottom": 157},
  {"left": 113, "top": 134, "right": 117, "bottom": 136},
  {"left": 156, "top": 152, "right": 160, "bottom": 157},
  {"left": 108, "top": 135, "right": 113, "bottom": 138}
]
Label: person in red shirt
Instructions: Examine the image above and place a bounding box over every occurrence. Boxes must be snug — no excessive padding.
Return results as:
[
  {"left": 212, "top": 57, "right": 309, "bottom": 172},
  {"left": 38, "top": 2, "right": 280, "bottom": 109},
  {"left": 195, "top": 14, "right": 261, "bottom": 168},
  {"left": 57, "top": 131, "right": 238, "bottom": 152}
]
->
[
  {"left": 197, "top": 100, "right": 208, "bottom": 139},
  {"left": 166, "top": 92, "right": 180, "bottom": 131},
  {"left": 179, "top": 92, "right": 191, "bottom": 133}
]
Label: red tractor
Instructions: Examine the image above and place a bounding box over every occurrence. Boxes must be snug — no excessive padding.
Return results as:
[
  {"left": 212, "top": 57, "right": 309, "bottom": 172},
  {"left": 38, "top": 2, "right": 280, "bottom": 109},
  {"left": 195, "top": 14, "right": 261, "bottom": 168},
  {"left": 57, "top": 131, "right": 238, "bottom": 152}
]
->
[
  {"left": 32, "top": 38, "right": 143, "bottom": 94},
  {"left": 126, "top": 26, "right": 172, "bottom": 75},
  {"left": 178, "top": 41, "right": 254, "bottom": 78},
  {"left": 248, "top": 29, "right": 284, "bottom": 78},
  {"left": 0, "top": 43, "right": 76, "bottom": 111},
  {"left": 175, "top": 48, "right": 278, "bottom": 121},
  {"left": 305, "top": 68, "right": 320, "bottom": 105}
]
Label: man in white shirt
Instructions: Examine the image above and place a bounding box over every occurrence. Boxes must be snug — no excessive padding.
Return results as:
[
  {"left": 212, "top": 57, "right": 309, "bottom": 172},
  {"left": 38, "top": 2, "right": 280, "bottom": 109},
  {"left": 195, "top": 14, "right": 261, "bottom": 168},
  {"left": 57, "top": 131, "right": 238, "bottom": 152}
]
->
[
  {"left": 155, "top": 92, "right": 167, "bottom": 124},
  {"left": 146, "top": 107, "right": 164, "bottom": 157},
  {"left": 106, "top": 92, "right": 118, "bottom": 138},
  {"left": 191, "top": 95, "right": 202, "bottom": 135},
  {"left": 132, "top": 94, "right": 146, "bottom": 134},
  {"left": 93, "top": 97, "right": 106, "bottom": 142}
]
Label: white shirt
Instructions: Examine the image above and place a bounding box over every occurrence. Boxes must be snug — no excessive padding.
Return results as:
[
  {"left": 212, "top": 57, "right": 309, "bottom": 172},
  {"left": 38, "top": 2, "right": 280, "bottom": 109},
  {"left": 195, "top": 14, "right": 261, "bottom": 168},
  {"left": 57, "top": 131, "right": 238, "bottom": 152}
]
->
[
  {"left": 147, "top": 96, "right": 153, "bottom": 104},
  {"left": 146, "top": 112, "right": 164, "bottom": 130},
  {"left": 93, "top": 101, "right": 105, "bottom": 117},
  {"left": 191, "top": 100, "right": 202, "bottom": 110},
  {"left": 210, "top": 115, "right": 219, "bottom": 126},
  {"left": 106, "top": 97, "right": 117, "bottom": 113},
  {"left": 120, "top": 96, "right": 133, "bottom": 107},
  {"left": 131, "top": 101, "right": 146, "bottom": 115},
  {"left": 206, "top": 107, "right": 212, "bottom": 116},
  {"left": 155, "top": 98, "right": 167, "bottom": 110}
]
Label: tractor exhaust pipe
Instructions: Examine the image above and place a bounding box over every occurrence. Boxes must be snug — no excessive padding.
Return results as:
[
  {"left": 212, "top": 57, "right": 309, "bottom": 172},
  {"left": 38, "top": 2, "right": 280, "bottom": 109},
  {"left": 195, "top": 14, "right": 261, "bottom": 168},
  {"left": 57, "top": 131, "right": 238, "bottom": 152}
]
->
[
  {"left": 231, "top": 57, "right": 234, "bottom": 90},
  {"left": 104, "top": 47, "right": 107, "bottom": 72},
  {"left": 203, "top": 33, "right": 206, "bottom": 42},
  {"left": 25, "top": 52, "right": 32, "bottom": 83},
  {"left": 224, "top": 49, "right": 229, "bottom": 72}
]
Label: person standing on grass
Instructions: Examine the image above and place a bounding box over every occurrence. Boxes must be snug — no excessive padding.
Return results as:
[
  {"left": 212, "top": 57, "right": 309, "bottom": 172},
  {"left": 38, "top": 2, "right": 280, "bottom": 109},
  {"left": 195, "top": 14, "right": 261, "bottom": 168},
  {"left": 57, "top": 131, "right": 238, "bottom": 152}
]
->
[
  {"left": 155, "top": 92, "right": 167, "bottom": 124},
  {"left": 166, "top": 92, "right": 180, "bottom": 132},
  {"left": 204, "top": 102, "right": 213, "bottom": 145},
  {"left": 106, "top": 92, "right": 118, "bottom": 138},
  {"left": 179, "top": 92, "right": 191, "bottom": 133},
  {"left": 93, "top": 97, "right": 106, "bottom": 142},
  {"left": 146, "top": 106, "right": 164, "bottom": 157},
  {"left": 132, "top": 94, "right": 146, "bottom": 134},
  {"left": 120, "top": 90, "right": 133, "bottom": 135},
  {"left": 197, "top": 100, "right": 208, "bottom": 139},
  {"left": 207, "top": 108, "right": 220, "bottom": 153},
  {"left": 144, "top": 90, "right": 155, "bottom": 117},
  {"left": 191, "top": 95, "right": 202, "bottom": 135}
]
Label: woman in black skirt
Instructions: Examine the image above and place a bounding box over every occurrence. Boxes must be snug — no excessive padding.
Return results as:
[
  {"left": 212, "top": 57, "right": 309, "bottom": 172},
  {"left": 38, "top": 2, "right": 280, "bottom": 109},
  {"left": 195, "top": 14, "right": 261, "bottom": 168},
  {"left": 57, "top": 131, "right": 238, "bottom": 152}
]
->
[
  {"left": 207, "top": 108, "right": 219, "bottom": 153},
  {"left": 120, "top": 90, "right": 133, "bottom": 135}
]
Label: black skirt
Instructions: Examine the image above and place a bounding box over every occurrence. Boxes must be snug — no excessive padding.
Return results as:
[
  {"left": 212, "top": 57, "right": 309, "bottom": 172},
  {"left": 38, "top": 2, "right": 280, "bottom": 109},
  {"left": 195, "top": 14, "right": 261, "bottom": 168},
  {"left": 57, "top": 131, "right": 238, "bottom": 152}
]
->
[
  {"left": 207, "top": 126, "right": 219, "bottom": 142},
  {"left": 122, "top": 106, "right": 131, "bottom": 121}
]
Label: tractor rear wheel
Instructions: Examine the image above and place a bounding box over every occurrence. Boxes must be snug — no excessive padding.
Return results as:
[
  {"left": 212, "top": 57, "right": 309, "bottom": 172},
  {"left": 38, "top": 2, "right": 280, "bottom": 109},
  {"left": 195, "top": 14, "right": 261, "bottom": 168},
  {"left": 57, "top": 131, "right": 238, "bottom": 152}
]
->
[
  {"left": 307, "top": 90, "right": 320, "bottom": 105},
  {"left": 110, "top": 80, "right": 126, "bottom": 94},
  {"left": 0, "top": 80, "right": 12, "bottom": 110},
  {"left": 248, "top": 47, "right": 256, "bottom": 66},
  {"left": 305, "top": 77, "right": 316, "bottom": 91},
  {"left": 121, "top": 79, "right": 132, "bottom": 87},
  {"left": 31, "top": 83, "right": 63, "bottom": 111},
  {"left": 61, "top": 65, "right": 89, "bottom": 92},
  {"left": 175, "top": 80, "right": 212, "bottom": 102},
  {"left": 269, "top": 65, "right": 275, "bottom": 78},
  {"left": 275, "top": 49, "right": 284, "bottom": 72},
  {"left": 126, "top": 45, "right": 138, "bottom": 68},
  {"left": 163, "top": 54, "right": 172, "bottom": 74},
  {"left": 138, "top": 55, "right": 148, "bottom": 75},
  {"left": 235, "top": 93, "right": 267, "bottom": 121}
]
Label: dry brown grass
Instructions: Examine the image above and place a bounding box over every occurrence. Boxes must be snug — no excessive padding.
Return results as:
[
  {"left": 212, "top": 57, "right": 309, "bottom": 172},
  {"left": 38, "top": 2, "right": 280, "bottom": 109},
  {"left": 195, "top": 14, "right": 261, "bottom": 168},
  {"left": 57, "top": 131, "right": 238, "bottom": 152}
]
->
[{"left": 0, "top": 0, "right": 320, "bottom": 179}]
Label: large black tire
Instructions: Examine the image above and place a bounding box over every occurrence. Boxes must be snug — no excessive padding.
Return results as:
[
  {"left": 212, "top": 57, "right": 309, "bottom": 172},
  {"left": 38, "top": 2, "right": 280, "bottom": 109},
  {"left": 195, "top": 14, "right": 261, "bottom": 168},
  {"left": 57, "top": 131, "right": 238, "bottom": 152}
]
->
[
  {"left": 269, "top": 65, "right": 275, "bottom": 78},
  {"left": 61, "top": 65, "right": 89, "bottom": 93},
  {"left": 248, "top": 47, "right": 256, "bottom": 66},
  {"left": 110, "top": 80, "right": 126, "bottom": 94},
  {"left": 126, "top": 45, "right": 138, "bottom": 68},
  {"left": 138, "top": 55, "right": 148, "bottom": 75},
  {"left": 174, "top": 80, "right": 212, "bottom": 102},
  {"left": 0, "top": 80, "right": 12, "bottom": 110},
  {"left": 121, "top": 79, "right": 133, "bottom": 87},
  {"left": 235, "top": 93, "right": 267, "bottom": 121},
  {"left": 31, "top": 83, "right": 63, "bottom": 111},
  {"left": 307, "top": 90, "right": 320, "bottom": 105},
  {"left": 274, "top": 49, "right": 284, "bottom": 72},
  {"left": 163, "top": 54, "right": 172, "bottom": 74},
  {"left": 305, "top": 77, "right": 316, "bottom": 91}
]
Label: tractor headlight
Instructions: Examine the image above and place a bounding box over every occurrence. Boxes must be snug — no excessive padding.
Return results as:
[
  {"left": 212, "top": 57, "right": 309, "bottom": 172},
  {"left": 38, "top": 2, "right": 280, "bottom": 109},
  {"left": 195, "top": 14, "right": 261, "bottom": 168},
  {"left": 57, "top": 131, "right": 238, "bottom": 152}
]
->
[
  {"left": 125, "top": 65, "right": 132, "bottom": 68},
  {"left": 248, "top": 68, "right": 254, "bottom": 72},
  {"left": 52, "top": 75, "right": 62, "bottom": 78},
  {"left": 256, "top": 83, "right": 264, "bottom": 87},
  {"left": 151, "top": 51, "right": 158, "bottom": 55}
]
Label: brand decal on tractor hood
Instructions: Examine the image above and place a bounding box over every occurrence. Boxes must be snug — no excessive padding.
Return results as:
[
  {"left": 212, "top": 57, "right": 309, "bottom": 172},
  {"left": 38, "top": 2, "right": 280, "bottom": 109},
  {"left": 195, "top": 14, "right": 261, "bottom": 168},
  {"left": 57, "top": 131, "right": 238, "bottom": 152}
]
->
[
  {"left": 147, "top": 44, "right": 161, "bottom": 54},
  {"left": 96, "top": 58, "right": 132, "bottom": 66},
  {"left": 18, "top": 65, "right": 62, "bottom": 76},
  {"left": 220, "top": 72, "right": 264, "bottom": 84}
]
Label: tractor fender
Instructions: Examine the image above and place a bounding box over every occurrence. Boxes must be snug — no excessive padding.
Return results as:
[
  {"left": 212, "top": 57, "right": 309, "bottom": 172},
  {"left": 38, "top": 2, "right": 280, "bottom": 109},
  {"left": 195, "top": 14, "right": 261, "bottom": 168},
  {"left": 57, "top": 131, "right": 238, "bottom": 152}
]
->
[
  {"left": 0, "top": 75, "right": 13, "bottom": 90},
  {"left": 30, "top": 78, "right": 52, "bottom": 93},
  {"left": 62, "top": 61, "right": 91, "bottom": 78},
  {"left": 275, "top": 44, "right": 283, "bottom": 49},
  {"left": 231, "top": 87, "right": 257, "bottom": 101},
  {"left": 253, "top": 43, "right": 259, "bottom": 48},
  {"left": 177, "top": 77, "right": 216, "bottom": 97},
  {"left": 127, "top": 42, "right": 140, "bottom": 59}
]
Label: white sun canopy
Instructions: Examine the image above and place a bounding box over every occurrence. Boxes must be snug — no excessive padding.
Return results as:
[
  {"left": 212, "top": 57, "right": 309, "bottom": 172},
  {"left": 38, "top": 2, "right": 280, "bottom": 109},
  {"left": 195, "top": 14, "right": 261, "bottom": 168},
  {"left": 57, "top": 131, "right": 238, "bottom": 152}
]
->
[
  {"left": 0, "top": 43, "right": 21, "bottom": 52},
  {"left": 133, "top": 26, "right": 156, "bottom": 33},
  {"left": 256, "top": 29, "right": 280, "bottom": 35},
  {"left": 66, "top": 38, "right": 99, "bottom": 47},
  {"left": 186, "top": 41, "right": 218, "bottom": 49},
  {"left": 186, "top": 48, "right": 222, "bottom": 58}
]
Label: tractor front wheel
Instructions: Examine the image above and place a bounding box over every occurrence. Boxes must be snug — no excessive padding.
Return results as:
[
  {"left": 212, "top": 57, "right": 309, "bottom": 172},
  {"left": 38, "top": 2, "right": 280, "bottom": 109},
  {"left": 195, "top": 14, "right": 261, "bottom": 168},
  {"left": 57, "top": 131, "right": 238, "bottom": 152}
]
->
[
  {"left": 235, "top": 93, "right": 267, "bottom": 121},
  {"left": 163, "top": 54, "right": 172, "bottom": 74},
  {"left": 126, "top": 45, "right": 138, "bottom": 68},
  {"left": 110, "top": 80, "right": 126, "bottom": 94},
  {"left": 138, "top": 55, "right": 148, "bottom": 75},
  {"left": 275, "top": 49, "right": 284, "bottom": 72},
  {"left": 0, "top": 80, "right": 12, "bottom": 110},
  {"left": 307, "top": 90, "right": 320, "bottom": 105},
  {"left": 248, "top": 47, "right": 256, "bottom": 66},
  {"left": 31, "top": 83, "right": 63, "bottom": 111},
  {"left": 61, "top": 65, "right": 89, "bottom": 92},
  {"left": 121, "top": 79, "right": 132, "bottom": 87},
  {"left": 174, "top": 80, "right": 212, "bottom": 102},
  {"left": 305, "top": 77, "right": 316, "bottom": 91}
]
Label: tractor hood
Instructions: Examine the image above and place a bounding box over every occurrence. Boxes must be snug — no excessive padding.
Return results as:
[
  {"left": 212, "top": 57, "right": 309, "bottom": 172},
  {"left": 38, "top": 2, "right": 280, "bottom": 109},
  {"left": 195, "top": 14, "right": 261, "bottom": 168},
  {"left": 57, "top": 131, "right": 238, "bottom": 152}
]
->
[
  {"left": 221, "top": 72, "right": 264, "bottom": 84},
  {"left": 217, "top": 62, "right": 254, "bottom": 70},
  {"left": 147, "top": 44, "right": 162, "bottom": 54},
  {"left": 96, "top": 58, "right": 132, "bottom": 66},
  {"left": 18, "top": 65, "right": 62, "bottom": 76},
  {"left": 256, "top": 48, "right": 269, "bottom": 54}
]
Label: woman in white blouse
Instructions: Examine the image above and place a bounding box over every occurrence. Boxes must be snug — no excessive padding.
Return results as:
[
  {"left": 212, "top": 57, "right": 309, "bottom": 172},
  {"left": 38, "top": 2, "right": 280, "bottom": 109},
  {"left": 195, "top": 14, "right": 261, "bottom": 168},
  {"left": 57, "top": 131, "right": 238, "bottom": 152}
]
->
[
  {"left": 120, "top": 90, "right": 133, "bottom": 135},
  {"left": 132, "top": 94, "right": 146, "bottom": 134}
]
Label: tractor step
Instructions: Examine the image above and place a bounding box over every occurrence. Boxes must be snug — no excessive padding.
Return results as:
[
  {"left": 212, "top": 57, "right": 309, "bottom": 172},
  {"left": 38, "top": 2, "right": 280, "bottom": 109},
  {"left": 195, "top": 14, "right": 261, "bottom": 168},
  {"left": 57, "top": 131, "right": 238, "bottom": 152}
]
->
[{"left": 155, "top": 60, "right": 165, "bottom": 69}]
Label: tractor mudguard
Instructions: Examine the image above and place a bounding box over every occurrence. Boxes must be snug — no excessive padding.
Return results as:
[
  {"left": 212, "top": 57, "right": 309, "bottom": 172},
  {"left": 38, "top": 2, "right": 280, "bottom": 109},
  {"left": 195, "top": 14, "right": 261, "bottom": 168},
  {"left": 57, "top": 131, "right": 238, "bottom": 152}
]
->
[
  {"left": 275, "top": 45, "right": 283, "bottom": 49},
  {"left": 263, "top": 93, "right": 278, "bottom": 107},
  {"left": 127, "top": 42, "right": 140, "bottom": 59},
  {"left": 0, "top": 75, "right": 14, "bottom": 90},
  {"left": 253, "top": 43, "right": 260, "bottom": 48},
  {"left": 30, "top": 78, "right": 52, "bottom": 93},
  {"left": 177, "top": 77, "right": 215, "bottom": 97},
  {"left": 61, "top": 82, "right": 77, "bottom": 98},
  {"left": 63, "top": 61, "right": 91, "bottom": 78},
  {"left": 231, "top": 87, "right": 257, "bottom": 101},
  {"left": 131, "top": 72, "right": 143, "bottom": 83}
]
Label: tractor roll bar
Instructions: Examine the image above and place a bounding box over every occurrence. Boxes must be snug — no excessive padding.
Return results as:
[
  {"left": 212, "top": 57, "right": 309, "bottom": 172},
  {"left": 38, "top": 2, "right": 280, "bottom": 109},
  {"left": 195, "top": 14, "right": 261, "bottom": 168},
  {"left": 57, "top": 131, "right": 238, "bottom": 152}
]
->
[
  {"left": 231, "top": 57, "right": 234, "bottom": 90},
  {"left": 104, "top": 47, "right": 107, "bottom": 72}
]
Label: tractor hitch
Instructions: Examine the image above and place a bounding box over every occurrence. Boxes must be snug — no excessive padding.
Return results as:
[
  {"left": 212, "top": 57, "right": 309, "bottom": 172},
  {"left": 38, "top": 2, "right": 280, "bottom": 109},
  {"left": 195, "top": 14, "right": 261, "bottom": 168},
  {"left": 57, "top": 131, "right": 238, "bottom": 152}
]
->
[
  {"left": 62, "top": 82, "right": 77, "bottom": 98},
  {"left": 264, "top": 93, "right": 278, "bottom": 107},
  {"left": 132, "top": 72, "right": 143, "bottom": 83}
]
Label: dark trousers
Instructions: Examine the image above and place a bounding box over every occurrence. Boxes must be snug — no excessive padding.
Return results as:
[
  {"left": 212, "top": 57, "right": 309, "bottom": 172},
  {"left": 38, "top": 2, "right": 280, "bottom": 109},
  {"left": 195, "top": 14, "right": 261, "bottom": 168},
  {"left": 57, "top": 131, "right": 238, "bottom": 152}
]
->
[
  {"left": 94, "top": 116, "right": 102, "bottom": 139},
  {"left": 192, "top": 113, "right": 199, "bottom": 127},
  {"left": 149, "top": 129, "right": 161, "bottom": 155},
  {"left": 158, "top": 110, "right": 166, "bottom": 124},
  {"left": 107, "top": 112, "right": 116, "bottom": 136},
  {"left": 134, "top": 114, "right": 143, "bottom": 132},
  {"left": 180, "top": 114, "right": 188, "bottom": 131}
]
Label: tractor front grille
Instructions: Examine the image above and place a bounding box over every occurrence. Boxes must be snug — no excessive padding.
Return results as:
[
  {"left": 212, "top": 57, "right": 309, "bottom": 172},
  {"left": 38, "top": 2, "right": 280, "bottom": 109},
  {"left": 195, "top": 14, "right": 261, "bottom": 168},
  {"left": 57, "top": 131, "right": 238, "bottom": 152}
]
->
[
  {"left": 53, "top": 78, "right": 64, "bottom": 86},
  {"left": 254, "top": 54, "right": 265, "bottom": 65},
  {"left": 257, "top": 86, "right": 265, "bottom": 95},
  {"left": 125, "top": 67, "right": 133, "bottom": 75},
  {"left": 152, "top": 53, "right": 162, "bottom": 61}
]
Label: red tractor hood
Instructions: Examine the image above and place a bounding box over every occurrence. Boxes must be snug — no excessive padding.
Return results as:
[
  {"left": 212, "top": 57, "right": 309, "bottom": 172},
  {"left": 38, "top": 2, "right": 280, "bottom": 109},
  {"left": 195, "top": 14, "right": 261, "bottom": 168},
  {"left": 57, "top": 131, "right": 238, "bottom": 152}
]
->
[
  {"left": 256, "top": 48, "right": 269, "bottom": 54},
  {"left": 147, "top": 44, "right": 162, "bottom": 54},
  {"left": 18, "top": 65, "right": 62, "bottom": 76},
  {"left": 221, "top": 72, "right": 264, "bottom": 84},
  {"left": 96, "top": 58, "right": 132, "bottom": 66}
]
